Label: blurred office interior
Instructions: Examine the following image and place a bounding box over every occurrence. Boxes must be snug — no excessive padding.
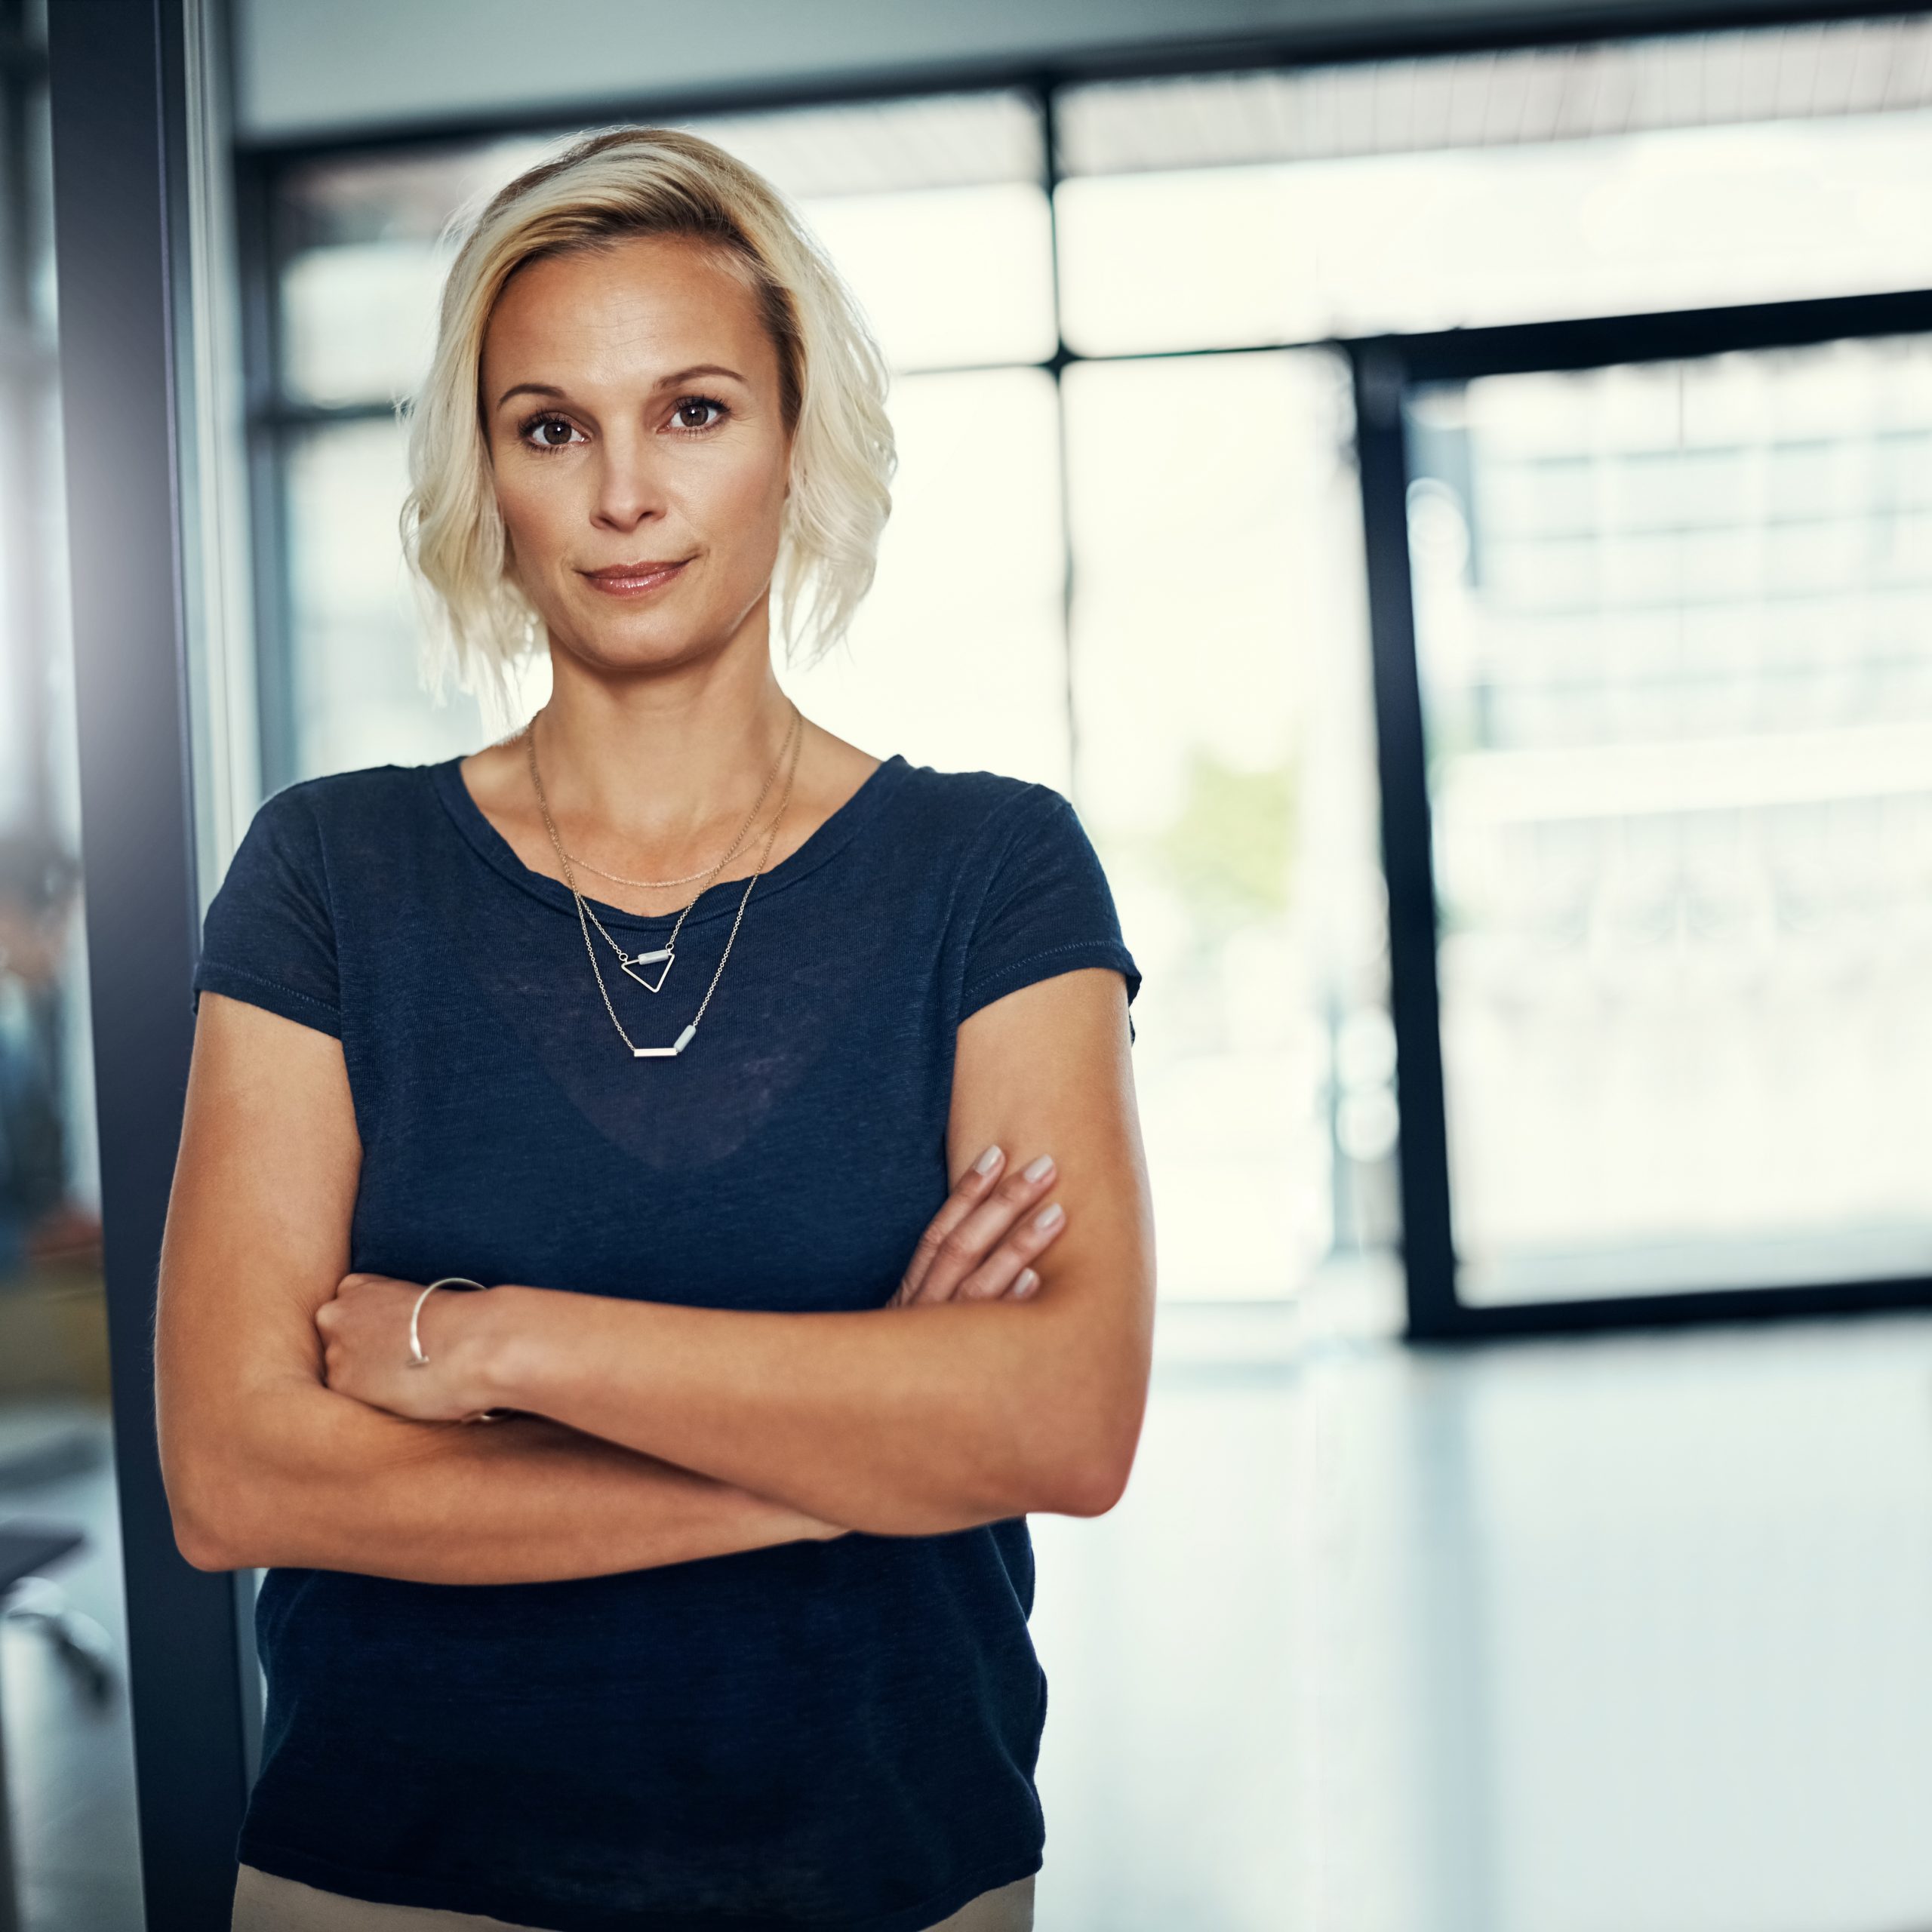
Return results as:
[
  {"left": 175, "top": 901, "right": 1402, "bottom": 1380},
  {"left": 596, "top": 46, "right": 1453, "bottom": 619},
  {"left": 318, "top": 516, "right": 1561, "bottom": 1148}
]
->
[{"left": 8, "top": 0, "right": 1932, "bottom": 1927}]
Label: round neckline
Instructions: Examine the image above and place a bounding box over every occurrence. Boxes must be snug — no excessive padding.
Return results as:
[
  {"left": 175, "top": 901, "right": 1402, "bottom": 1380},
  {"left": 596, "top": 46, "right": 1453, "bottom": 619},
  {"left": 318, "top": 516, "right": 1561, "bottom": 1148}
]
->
[{"left": 429, "top": 748, "right": 909, "bottom": 929}]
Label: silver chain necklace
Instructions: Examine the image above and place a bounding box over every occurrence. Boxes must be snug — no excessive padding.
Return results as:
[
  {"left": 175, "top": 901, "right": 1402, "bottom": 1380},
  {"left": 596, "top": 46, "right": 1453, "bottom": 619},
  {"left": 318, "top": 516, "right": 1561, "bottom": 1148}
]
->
[
  {"left": 525, "top": 702, "right": 798, "bottom": 994},
  {"left": 527, "top": 709, "right": 803, "bottom": 1059},
  {"left": 543, "top": 724, "right": 794, "bottom": 891}
]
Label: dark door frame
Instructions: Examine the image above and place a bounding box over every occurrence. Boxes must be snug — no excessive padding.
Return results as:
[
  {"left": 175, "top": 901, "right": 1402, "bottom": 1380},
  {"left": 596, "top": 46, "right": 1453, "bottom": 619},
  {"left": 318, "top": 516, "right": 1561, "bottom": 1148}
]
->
[
  {"left": 1350, "top": 285, "right": 1932, "bottom": 1340},
  {"left": 46, "top": 1, "right": 254, "bottom": 1924}
]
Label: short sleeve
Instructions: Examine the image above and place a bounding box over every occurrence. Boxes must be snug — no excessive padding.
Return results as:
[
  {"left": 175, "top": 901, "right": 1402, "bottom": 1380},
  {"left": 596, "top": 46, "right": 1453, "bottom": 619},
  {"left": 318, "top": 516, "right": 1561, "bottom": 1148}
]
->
[
  {"left": 960, "top": 786, "right": 1140, "bottom": 1026},
  {"left": 192, "top": 784, "right": 343, "bottom": 1038}
]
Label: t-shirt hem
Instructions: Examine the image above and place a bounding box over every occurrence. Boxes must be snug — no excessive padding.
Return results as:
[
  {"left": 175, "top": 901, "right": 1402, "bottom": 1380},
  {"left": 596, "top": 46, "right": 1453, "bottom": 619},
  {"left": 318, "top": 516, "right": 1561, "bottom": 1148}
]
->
[
  {"left": 193, "top": 960, "right": 344, "bottom": 1039},
  {"left": 960, "top": 939, "right": 1140, "bottom": 1025},
  {"left": 235, "top": 1831, "right": 1045, "bottom": 1932}
]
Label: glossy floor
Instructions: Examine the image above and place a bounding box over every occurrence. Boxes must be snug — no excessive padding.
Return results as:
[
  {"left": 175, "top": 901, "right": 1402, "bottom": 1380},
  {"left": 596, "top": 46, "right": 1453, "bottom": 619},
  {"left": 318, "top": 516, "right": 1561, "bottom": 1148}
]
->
[{"left": 1033, "top": 1272, "right": 1932, "bottom": 1932}]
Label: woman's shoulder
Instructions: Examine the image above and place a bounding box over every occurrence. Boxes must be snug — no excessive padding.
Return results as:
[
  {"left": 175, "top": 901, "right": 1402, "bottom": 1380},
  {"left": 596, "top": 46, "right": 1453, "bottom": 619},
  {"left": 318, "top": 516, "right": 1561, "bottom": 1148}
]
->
[
  {"left": 884, "top": 759, "right": 1080, "bottom": 854},
  {"left": 881, "top": 761, "right": 1137, "bottom": 1019},
  {"left": 252, "top": 760, "right": 432, "bottom": 824},
  {"left": 195, "top": 769, "right": 434, "bottom": 1034},
  {"left": 236, "top": 761, "right": 440, "bottom": 857},
  {"left": 215, "top": 764, "right": 446, "bottom": 920}
]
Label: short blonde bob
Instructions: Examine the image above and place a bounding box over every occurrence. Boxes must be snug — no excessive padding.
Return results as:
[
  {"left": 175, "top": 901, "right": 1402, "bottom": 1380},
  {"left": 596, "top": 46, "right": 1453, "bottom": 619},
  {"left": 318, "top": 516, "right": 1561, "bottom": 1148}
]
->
[{"left": 399, "top": 125, "right": 895, "bottom": 705}]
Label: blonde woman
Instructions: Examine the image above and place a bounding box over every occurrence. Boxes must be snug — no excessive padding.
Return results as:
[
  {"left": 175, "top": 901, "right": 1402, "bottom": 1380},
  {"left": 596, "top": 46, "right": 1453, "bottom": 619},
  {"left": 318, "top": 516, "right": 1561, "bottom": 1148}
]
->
[{"left": 159, "top": 126, "right": 1153, "bottom": 1932}]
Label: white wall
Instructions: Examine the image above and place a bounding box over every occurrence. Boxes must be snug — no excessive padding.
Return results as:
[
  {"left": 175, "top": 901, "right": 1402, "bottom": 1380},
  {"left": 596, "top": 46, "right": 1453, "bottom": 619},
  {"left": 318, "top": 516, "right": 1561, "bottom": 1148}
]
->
[{"left": 232, "top": 0, "right": 1801, "bottom": 143}]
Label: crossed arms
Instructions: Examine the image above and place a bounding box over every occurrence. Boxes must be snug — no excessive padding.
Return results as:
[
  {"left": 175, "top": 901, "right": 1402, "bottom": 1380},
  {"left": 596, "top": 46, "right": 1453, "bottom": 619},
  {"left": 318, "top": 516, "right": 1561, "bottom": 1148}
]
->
[{"left": 157, "top": 968, "right": 1155, "bottom": 1586}]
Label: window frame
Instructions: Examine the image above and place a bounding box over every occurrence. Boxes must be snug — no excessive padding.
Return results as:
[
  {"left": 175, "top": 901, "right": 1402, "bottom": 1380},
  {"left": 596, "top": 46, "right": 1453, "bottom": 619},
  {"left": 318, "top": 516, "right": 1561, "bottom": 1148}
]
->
[{"left": 1349, "top": 285, "right": 1932, "bottom": 1338}]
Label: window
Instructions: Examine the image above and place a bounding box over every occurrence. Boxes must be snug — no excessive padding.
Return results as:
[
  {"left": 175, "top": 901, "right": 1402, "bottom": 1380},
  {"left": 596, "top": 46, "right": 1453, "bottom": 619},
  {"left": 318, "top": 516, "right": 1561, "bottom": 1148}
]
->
[{"left": 1407, "top": 330, "right": 1932, "bottom": 1305}]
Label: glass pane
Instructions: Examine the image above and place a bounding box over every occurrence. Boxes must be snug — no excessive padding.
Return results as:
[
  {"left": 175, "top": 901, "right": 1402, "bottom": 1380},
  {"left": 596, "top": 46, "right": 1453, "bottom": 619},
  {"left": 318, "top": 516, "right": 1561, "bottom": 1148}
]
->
[
  {"left": 278, "top": 136, "right": 555, "bottom": 409},
  {"left": 1058, "top": 19, "right": 1932, "bottom": 357},
  {"left": 277, "top": 94, "right": 1048, "bottom": 408},
  {"left": 797, "top": 183, "right": 1054, "bottom": 372},
  {"left": 281, "top": 240, "right": 450, "bottom": 409},
  {"left": 1064, "top": 349, "right": 1391, "bottom": 1300},
  {"left": 283, "top": 418, "right": 499, "bottom": 779},
  {"left": 1406, "top": 333, "right": 1932, "bottom": 1304},
  {"left": 788, "top": 366, "right": 1069, "bottom": 788}
]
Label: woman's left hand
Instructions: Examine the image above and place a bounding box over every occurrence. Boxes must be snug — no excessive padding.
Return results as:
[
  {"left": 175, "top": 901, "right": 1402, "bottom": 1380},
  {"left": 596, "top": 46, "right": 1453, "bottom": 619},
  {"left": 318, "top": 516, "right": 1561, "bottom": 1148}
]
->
[{"left": 315, "top": 1272, "right": 510, "bottom": 1424}]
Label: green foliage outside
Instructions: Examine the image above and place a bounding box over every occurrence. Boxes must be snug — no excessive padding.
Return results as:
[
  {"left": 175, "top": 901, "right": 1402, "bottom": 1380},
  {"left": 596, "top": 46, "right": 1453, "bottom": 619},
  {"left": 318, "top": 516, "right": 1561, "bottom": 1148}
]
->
[{"left": 1149, "top": 746, "right": 1297, "bottom": 934}]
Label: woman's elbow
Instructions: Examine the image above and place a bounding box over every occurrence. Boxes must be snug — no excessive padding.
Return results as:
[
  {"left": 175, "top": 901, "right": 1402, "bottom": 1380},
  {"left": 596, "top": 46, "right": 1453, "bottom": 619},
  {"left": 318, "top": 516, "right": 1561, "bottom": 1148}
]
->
[
  {"left": 1051, "top": 1444, "right": 1135, "bottom": 1518},
  {"left": 158, "top": 1399, "right": 288, "bottom": 1572},
  {"left": 1036, "top": 1389, "right": 1146, "bottom": 1518},
  {"left": 174, "top": 1508, "right": 238, "bottom": 1573},
  {"left": 1078, "top": 1332, "right": 1153, "bottom": 1516},
  {"left": 163, "top": 1455, "right": 248, "bottom": 1571}
]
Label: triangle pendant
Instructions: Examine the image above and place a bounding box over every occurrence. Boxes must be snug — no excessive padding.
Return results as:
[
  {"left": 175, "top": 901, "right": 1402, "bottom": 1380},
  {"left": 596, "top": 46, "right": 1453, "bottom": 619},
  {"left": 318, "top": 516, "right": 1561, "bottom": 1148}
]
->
[{"left": 620, "top": 948, "right": 674, "bottom": 993}]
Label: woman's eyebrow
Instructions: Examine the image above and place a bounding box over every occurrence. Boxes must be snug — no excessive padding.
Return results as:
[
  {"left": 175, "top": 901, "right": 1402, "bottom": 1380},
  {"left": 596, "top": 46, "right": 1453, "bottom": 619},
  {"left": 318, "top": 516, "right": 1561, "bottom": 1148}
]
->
[
  {"left": 657, "top": 362, "right": 746, "bottom": 388},
  {"left": 494, "top": 381, "right": 565, "bottom": 409},
  {"left": 493, "top": 365, "right": 746, "bottom": 412}
]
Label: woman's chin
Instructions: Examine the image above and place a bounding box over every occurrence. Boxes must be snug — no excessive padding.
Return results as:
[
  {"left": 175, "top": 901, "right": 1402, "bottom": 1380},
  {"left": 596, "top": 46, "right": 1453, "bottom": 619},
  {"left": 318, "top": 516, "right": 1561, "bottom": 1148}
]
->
[{"left": 549, "top": 620, "right": 735, "bottom": 683}]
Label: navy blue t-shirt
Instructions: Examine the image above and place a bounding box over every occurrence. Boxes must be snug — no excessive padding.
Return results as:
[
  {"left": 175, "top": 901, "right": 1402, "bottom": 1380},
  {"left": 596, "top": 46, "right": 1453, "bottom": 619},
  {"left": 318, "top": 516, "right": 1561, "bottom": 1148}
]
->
[{"left": 192, "top": 749, "right": 1140, "bottom": 1932}]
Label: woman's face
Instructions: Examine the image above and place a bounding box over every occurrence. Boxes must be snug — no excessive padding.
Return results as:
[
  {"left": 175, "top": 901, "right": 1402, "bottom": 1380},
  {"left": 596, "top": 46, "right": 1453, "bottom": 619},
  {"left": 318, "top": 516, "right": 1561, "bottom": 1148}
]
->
[{"left": 480, "top": 232, "right": 793, "bottom": 676}]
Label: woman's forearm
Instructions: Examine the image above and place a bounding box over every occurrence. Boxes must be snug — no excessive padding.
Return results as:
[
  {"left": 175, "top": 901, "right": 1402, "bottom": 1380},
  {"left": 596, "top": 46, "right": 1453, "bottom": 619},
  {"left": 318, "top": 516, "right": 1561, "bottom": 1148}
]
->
[
  {"left": 469, "top": 1288, "right": 1131, "bottom": 1537},
  {"left": 181, "top": 1378, "right": 840, "bottom": 1585}
]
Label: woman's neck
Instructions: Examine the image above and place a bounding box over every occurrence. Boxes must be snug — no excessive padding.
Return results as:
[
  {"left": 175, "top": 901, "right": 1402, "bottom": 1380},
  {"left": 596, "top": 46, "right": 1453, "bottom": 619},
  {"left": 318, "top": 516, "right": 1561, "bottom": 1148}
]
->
[
  {"left": 531, "top": 635, "right": 798, "bottom": 863},
  {"left": 459, "top": 617, "right": 881, "bottom": 917}
]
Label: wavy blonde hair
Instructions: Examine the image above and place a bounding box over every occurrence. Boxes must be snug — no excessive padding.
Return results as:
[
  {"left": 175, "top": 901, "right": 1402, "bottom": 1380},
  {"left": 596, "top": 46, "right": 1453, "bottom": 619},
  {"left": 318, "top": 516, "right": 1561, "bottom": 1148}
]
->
[{"left": 399, "top": 125, "right": 895, "bottom": 710}]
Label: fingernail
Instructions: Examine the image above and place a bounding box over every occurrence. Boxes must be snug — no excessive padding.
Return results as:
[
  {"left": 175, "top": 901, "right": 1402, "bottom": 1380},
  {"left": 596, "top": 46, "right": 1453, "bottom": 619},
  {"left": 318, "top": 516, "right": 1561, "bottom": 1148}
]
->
[
  {"left": 976, "top": 1145, "right": 1004, "bottom": 1176},
  {"left": 1023, "top": 1155, "right": 1054, "bottom": 1183},
  {"left": 1035, "top": 1202, "right": 1065, "bottom": 1233},
  {"left": 1014, "top": 1268, "right": 1039, "bottom": 1297}
]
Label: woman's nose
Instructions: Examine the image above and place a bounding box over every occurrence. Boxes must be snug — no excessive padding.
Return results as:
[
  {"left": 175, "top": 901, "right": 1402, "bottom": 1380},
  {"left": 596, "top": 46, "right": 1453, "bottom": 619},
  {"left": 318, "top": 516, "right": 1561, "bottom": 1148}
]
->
[{"left": 589, "top": 430, "right": 666, "bottom": 531}]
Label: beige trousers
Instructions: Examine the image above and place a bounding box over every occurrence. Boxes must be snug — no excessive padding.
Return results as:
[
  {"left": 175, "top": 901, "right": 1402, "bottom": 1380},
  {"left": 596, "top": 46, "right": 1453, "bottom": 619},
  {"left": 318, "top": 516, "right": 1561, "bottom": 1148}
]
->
[{"left": 232, "top": 1862, "right": 1035, "bottom": 1931}]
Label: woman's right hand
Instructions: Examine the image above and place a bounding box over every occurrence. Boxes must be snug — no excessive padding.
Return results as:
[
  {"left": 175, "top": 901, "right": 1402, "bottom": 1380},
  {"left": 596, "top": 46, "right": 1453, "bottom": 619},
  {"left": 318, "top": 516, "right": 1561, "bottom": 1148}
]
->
[{"left": 888, "top": 1146, "right": 1066, "bottom": 1308}]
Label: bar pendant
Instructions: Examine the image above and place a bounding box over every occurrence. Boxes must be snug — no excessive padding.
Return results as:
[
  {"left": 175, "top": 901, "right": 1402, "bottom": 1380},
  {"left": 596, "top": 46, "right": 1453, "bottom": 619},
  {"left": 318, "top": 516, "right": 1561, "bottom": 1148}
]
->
[{"left": 632, "top": 1023, "right": 698, "bottom": 1060}]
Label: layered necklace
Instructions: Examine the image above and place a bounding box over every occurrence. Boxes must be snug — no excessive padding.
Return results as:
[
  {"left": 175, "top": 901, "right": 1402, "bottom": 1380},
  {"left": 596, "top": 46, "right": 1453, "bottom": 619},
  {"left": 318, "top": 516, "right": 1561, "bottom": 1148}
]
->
[{"left": 525, "top": 703, "right": 803, "bottom": 1059}]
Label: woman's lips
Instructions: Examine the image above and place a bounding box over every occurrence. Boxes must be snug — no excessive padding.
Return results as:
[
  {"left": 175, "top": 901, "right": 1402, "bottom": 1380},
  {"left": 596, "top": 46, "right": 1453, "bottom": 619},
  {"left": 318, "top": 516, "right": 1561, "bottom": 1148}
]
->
[{"left": 580, "top": 558, "right": 690, "bottom": 597}]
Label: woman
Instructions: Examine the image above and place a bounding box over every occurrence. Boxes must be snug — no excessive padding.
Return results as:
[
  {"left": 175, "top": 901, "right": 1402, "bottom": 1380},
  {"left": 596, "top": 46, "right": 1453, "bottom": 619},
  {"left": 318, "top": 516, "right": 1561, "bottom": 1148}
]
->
[{"left": 158, "top": 125, "right": 1153, "bottom": 1932}]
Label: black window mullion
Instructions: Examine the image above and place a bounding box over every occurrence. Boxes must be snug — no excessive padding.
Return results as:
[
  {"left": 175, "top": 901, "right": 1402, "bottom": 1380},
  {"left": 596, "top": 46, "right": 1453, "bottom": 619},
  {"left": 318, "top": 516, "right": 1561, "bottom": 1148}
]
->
[{"left": 1351, "top": 341, "right": 1459, "bottom": 1340}]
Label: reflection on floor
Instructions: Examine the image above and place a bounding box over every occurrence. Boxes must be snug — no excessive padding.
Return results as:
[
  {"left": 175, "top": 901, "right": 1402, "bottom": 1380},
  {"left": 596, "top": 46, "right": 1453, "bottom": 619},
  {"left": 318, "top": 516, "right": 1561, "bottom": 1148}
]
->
[
  {"left": 7, "top": 1270, "right": 1932, "bottom": 1932},
  {"left": 1034, "top": 1266, "right": 1932, "bottom": 1932}
]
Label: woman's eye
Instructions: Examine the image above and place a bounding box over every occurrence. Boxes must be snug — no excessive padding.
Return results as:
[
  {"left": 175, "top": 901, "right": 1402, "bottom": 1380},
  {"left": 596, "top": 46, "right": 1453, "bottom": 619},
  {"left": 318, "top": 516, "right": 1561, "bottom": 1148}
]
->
[
  {"left": 525, "top": 415, "right": 581, "bottom": 450},
  {"left": 671, "top": 398, "right": 725, "bottom": 431}
]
